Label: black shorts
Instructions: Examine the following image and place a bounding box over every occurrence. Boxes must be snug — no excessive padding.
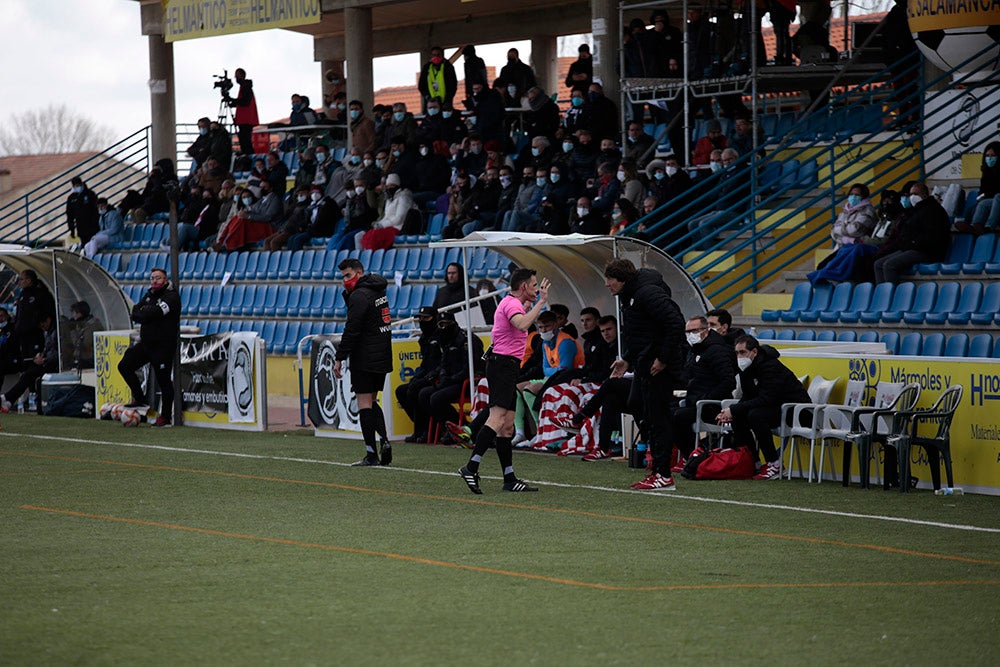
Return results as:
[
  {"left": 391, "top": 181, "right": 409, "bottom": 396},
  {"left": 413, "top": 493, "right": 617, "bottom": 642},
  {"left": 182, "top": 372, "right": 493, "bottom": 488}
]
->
[
  {"left": 486, "top": 354, "right": 520, "bottom": 410},
  {"left": 351, "top": 370, "right": 386, "bottom": 395}
]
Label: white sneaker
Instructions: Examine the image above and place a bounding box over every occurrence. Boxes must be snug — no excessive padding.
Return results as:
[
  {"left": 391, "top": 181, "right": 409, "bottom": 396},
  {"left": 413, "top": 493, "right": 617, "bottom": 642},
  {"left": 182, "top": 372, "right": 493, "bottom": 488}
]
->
[{"left": 511, "top": 433, "right": 527, "bottom": 447}]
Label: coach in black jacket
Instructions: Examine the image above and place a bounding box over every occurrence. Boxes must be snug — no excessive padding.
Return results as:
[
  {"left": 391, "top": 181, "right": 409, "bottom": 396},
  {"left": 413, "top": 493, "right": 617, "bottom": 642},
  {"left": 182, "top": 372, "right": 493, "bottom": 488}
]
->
[
  {"left": 334, "top": 257, "right": 393, "bottom": 466},
  {"left": 605, "top": 258, "right": 687, "bottom": 490},
  {"left": 673, "top": 316, "right": 738, "bottom": 458},
  {"left": 718, "top": 335, "right": 811, "bottom": 480},
  {"left": 118, "top": 267, "right": 181, "bottom": 427}
]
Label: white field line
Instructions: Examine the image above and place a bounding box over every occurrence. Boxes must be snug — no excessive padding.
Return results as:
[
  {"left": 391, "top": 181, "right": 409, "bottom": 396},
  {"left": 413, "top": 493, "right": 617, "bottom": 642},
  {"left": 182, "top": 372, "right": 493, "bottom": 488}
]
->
[{"left": 3, "top": 431, "right": 998, "bottom": 534}]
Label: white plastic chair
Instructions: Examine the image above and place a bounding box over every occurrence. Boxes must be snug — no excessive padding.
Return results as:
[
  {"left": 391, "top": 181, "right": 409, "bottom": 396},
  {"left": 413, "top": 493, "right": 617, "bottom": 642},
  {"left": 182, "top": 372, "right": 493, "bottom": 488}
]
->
[
  {"left": 777, "top": 375, "right": 840, "bottom": 481},
  {"left": 808, "top": 380, "right": 866, "bottom": 483}
]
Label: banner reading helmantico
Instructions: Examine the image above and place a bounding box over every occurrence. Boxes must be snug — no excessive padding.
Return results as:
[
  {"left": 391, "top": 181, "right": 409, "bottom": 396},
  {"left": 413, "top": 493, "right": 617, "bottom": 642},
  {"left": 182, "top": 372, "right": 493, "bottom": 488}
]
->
[{"left": 163, "top": 0, "right": 321, "bottom": 43}]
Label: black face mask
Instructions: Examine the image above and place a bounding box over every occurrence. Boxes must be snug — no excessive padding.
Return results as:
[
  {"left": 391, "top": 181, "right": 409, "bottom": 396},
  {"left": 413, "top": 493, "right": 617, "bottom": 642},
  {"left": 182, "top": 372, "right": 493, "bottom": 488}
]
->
[{"left": 419, "top": 320, "right": 436, "bottom": 336}]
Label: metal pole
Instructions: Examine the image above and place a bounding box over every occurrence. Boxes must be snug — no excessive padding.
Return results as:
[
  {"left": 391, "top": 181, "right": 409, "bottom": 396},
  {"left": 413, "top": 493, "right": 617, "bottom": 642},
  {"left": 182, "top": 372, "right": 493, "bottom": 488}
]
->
[
  {"left": 682, "top": 0, "right": 690, "bottom": 165},
  {"left": 169, "top": 199, "right": 183, "bottom": 425}
]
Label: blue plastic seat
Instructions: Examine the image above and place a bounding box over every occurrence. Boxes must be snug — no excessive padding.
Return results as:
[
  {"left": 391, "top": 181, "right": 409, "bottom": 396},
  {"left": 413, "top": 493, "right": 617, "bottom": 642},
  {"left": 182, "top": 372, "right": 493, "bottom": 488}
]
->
[
  {"left": 901, "top": 282, "right": 941, "bottom": 324},
  {"left": 365, "top": 248, "right": 384, "bottom": 274},
  {"left": 202, "top": 285, "right": 223, "bottom": 316},
  {"left": 880, "top": 331, "right": 900, "bottom": 355},
  {"left": 240, "top": 251, "right": 263, "bottom": 281},
  {"left": 961, "top": 234, "right": 997, "bottom": 273},
  {"left": 899, "top": 332, "right": 922, "bottom": 356},
  {"left": 757, "top": 329, "right": 776, "bottom": 340},
  {"left": 217, "top": 285, "right": 237, "bottom": 316},
  {"left": 762, "top": 282, "right": 811, "bottom": 322},
  {"left": 262, "top": 284, "right": 282, "bottom": 315},
  {"left": 280, "top": 322, "right": 303, "bottom": 355},
  {"left": 275, "top": 251, "right": 293, "bottom": 280},
  {"left": 918, "top": 234, "right": 971, "bottom": 274},
  {"left": 277, "top": 284, "right": 301, "bottom": 317},
  {"left": 815, "top": 330, "right": 836, "bottom": 342},
  {"left": 858, "top": 331, "right": 879, "bottom": 344},
  {"left": 286, "top": 251, "right": 305, "bottom": 280},
  {"left": 943, "top": 333, "right": 969, "bottom": 358},
  {"left": 261, "top": 251, "right": 281, "bottom": 279},
  {"left": 294, "top": 250, "right": 317, "bottom": 280},
  {"left": 798, "top": 158, "right": 818, "bottom": 188},
  {"left": 970, "top": 282, "right": 1000, "bottom": 325},
  {"left": 866, "top": 282, "right": 914, "bottom": 323},
  {"left": 428, "top": 213, "right": 447, "bottom": 241},
  {"left": 796, "top": 330, "right": 816, "bottom": 341},
  {"left": 921, "top": 332, "right": 945, "bottom": 357},
  {"left": 384, "top": 284, "right": 400, "bottom": 317},
  {"left": 829, "top": 282, "right": 873, "bottom": 323},
  {"left": 804, "top": 282, "right": 849, "bottom": 322},
  {"left": 779, "top": 159, "right": 800, "bottom": 188},
  {"left": 301, "top": 285, "right": 321, "bottom": 318},
  {"left": 836, "top": 330, "right": 857, "bottom": 342},
  {"left": 984, "top": 240, "right": 1000, "bottom": 274},
  {"left": 333, "top": 286, "right": 349, "bottom": 318},
  {"left": 970, "top": 333, "right": 993, "bottom": 358},
  {"left": 760, "top": 162, "right": 783, "bottom": 193},
  {"left": 231, "top": 252, "right": 250, "bottom": 280},
  {"left": 240, "top": 284, "right": 261, "bottom": 316},
  {"left": 313, "top": 250, "right": 339, "bottom": 280},
  {"left": 776, "top": 329, "right": 796, "bottom": 341},
  {"left": 260, "top": 321, "right": 278, "bottom": 351},
  {"left": 270, "top": 321, "right": 289, "bottom": 354}
]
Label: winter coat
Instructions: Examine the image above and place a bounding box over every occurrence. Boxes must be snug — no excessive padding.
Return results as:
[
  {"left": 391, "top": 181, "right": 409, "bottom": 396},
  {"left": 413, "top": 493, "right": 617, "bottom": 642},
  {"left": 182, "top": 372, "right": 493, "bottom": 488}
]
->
[
  {"left": 733, "top": 345, "right": 810, "bottom": 416},
  {"left": 433, "top": 325, "right": 485, "bottom": 386},
  {"left": 684, "top": 329, "right": 738, "bottom": 403},
  {"left": 131, "top": 282, "right": 181, "bottom": 349},
  {"left": 617, "top": 268, "right": 686, "bottom": 383},
  {"left": 336, "top": 273, "right": 392, "bottom": 373},
  {"left": 830, "top": 200, "right": 877, "bottom": 246}
]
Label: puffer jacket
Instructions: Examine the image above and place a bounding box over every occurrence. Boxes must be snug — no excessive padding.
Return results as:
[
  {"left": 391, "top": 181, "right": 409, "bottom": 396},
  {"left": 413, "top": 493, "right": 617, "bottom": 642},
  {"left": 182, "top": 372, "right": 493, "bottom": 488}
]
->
[
  {"left": 733, "top": 344, "right": 810, "bottom": 415},
  {"left": 617, "top": 268, "right": 686, "bottom": 383},
  {"left": 684, "top": 329, "right": 738, "bottom": 403},
  {"left": 830, "top": 200, "right": 877, "bottom": 246},
  {"left": 336, "top": 273, "right": 393, "bottom": 373},
  {"left": 131, "top": 282, "right": 181, "bottom": 348}
]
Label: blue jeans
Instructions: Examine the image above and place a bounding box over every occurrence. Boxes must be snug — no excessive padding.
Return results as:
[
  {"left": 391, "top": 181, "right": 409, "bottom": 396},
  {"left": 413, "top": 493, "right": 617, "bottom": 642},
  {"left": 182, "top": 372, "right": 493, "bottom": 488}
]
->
[{"left": 971, "top": 194, "right": 1000, "bottom": 229}]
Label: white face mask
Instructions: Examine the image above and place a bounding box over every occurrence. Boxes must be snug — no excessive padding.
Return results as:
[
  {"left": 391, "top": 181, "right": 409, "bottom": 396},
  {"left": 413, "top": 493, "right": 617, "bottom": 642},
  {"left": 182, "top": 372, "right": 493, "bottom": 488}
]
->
[
  {"left": 562, "top": 142, "right": 574, "bottom": 153},
  {"left": 419, "top": 147, "right": 429, "bottom": 156},
  {"left": 577, "top": 207, "right": 589, "bottom": 218},
  {"left": 479, "top": 287, "right": 490, "bottom": 297},
  {"left": 354, "top": 186, "right": 365, "bottom": 195},
  {"left": 909, "top": 194, "right": 923, "bottom": 207},
  {"left": 737, "top": 356, "right": 752, "bottom": 371},
  {"left": 296, "top": 195, "right": 307, "bottom": 203},
  {"left": 665, "top": 165, "right": 678, "bottom": 177},
  {"left": 315, "top": 153, "right": 327, "bottom": 163},
  {"left": 363, "top": 159, "right": 373, "bottom": 167},
  {"left": 539, "top": 330, "right": 555, "bottom": 342},
  {"left": 710, "top": 161, "right": 722, "bottom": 173},
  {"left": 310, "top": 192, "right": 322, "bottom": 202},
  {"left": 686, "top": 332, "right": 702, "bottom": 346},
  {"left": 499, "top": 175, "right": 512, "bottom": 188},
  {"left": 616, "top": 171, "right": 626, "bottom": 182}
]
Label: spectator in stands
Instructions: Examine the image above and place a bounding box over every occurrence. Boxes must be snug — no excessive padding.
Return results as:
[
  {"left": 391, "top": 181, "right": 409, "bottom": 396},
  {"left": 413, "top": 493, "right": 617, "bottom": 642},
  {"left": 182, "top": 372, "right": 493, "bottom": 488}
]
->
[
  {"left": 957, "top": 141, "right": 1000, "bottom": 234},
  {"left": 882, "top": 0, "right": 920, "bottom": 128},
  {"left": 247, "top": 157, "right": 269, "bottom": 192},
  {"left": 419, "top": 46, "right": 458, "bottom": 111},
  {"left": 192, "top": 156, "right": 229, "bottom": 196},
  {"left": 624, "top": 122, "right": 655, "bottom": 169},
  {"left": 538, "top": 164, "right": 574, "bottom": 234},
  {"left": 443, "top": 170, "right": 477, "bottom": 239},
  {"left": 650, "top": 10, "right": 683, "bottom": 65},
  {"left": 208, "top": 120, "right": 232, "bottom": 168},
  {"left": 209, "top": 185, "right": 247, "bottom": 247},
  {"left": 873, "top": 182, "right": 951, "bottom": 284},
  {"left": 325, "top": 149, "right": 364, "bottom": 207},
  {"left": 692, "top": 120, "right": 727, "bottom": 166},
  {"left": 330, "top": 178, "right": 377, "bottom": 251},
  {"left": 417, "top": 311, "right": 485, "bottom": 442},
  {"left": 716, "top": 335, "right": 811, "bottom": 480},
  {"left": 186, "top": 117, "right": 212, "bottom": 169},
  {"left": 564, "top": 90, "right": 588, "bottom": 137},
  {"left": 686, "top": 148, "right": 747, "bottom": 245},
  {"left": 569, "top": 196, "right": 606, "bottom": 235},
  {"left": 388, "top": 135, "right": 420, "bottom": 192},
  {"left": 265, "top": 151, "right": 289, "bottom": 199},
  {"left": 609, "top": 198, "right": 642, "bottom": 236},
  {"left": 497, "top": 48, "right": 537, "bottom": 95},
  {"left": 264, "top": 185, "right": 311, "bottom": 251},
  {"left": 214, "top": 179, "right": 280, "bottom": 251},
  {"left": 455, "top": 134, "right": 488, "bottom": 178},
  {"left": 584, "top": 83, "right": 619, "bottom": 142},
  {"left": 730, "top": 116, "right": 764, "bottom": 160},
  {"left": 686, "top": 7, "right": 717, "bottom": 83},
  {"left": 348, "top": 100, "right": 377, "bottom": 154},
  {"left": 622, "top": 17, "right": 657, "bottom": 123},
  {"left": 398, "top": 306, "right": 444, "bottom": 442},
  {"left": 433, "top": 262, "right": 468, "bottom": 310},
  {"left": 177, "top": 186, "right": 220, "bottom": 252},
  {"left": 502, "top": 167, "right": 544, "bottom": 231},
  {"left": 289, "top": 94, "right": 319, "bottom": 126},
  {"left": 807, "top": 183, "right": 879, "bottom": 284},
  {"left": 419, "top": 99, "right": 447, "bottom": 145},
  {"left": 524, "top": 86, "right": 560, "bottom": 141},
  {"left": 411, "top": 139, "right": 451, "bottom": 211},
  {"left": 463, "top": 166, "right": 503, "bottom": 236},
  {"left": 84, "top": 197, "right": 125, "bottom": 257},
  {"left": 770, "top": 0, "right": 797, "bottom": 65},
  {"left": 617, "top": 160, "right": 646, "bottom": 211},
  {"left": 228, "top": 68, "right": 259, "bottom": 157},
  {"left": 359, "top": 173, "right": 416, "bottom": 250},
  {"left": 0, "top": 314, "right": 57, "bottom": 414},
  {"left": 461, "top": 45, "right": 488, "bottom": 103},
  {"left": 131, "top": 158, "right": 176, "bottom": 223},
  {"left": 66, "top": 176, "right": 99, "bottom": 248},
  {"left": 61, "top": 300, "right": 101, "bottom": 370},
  {"left": 565, "top": 44, "right": 593, "bottom": 93},
  {"left": 383, "top": 103, "right": 419, "bottom": 151},
  {"left": 326, "top": 92, "right": 348, "bottom": 124},
  {"left": 467, "top": 81, "right": 506, "bottom": 144},
  {"left": 604, "top": 258, "right": 687, "bottom": 490},
  {"left": 287, "top": 185, "right": 341, "bottom": 251},
  {"left": 567, "top": 129, "right": 599, "bottom": 184},
  {"left": 671, "top": 315, "right": 738, "bottom": 464},
  {"left": 589, "top": 162, "right": 621, "bottom": 219},
  {"left": 294, "top": 148, "right": 318, "bottom": 190},
  {"left": 706, "top": 308, "right": 746, "bottom": 346}
]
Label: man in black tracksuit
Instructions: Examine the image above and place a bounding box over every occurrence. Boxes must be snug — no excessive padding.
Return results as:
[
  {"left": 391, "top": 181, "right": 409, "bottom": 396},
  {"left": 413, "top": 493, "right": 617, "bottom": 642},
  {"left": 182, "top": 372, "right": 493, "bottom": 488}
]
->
[
  {"left": 118, "top": 267, "right": 181, "bottom": 427},
  {"left": 717, "top": 335, "right": 811, "bottom": 480},
  {"left": 334, "top": 258, "right": 393, "bottom": 466},
  {"left": 397, "top": 306, "right": 444, "bottom": 442},
  {"left": 415, "top": 312, "right": 484, "bottom": 440},
  {"left": 604, "top": 258, "right": 687, "bottom": 490},
  {"left": 66, "top": 176, "right": 100, "bottom": 246},
  {"left": 12, "top": 269, "right": 55, "bottom": 361},
  {"left": 672, "top": 315, "right": 738, "bottom": 460}
]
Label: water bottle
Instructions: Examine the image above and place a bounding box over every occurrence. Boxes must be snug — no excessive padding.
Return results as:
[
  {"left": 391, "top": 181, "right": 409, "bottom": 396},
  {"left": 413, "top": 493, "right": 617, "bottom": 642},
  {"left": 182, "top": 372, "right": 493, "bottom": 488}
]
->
[
  {"left": 610, "top": 431, "right": 621, "bottom": 454},
  {"left": 17, "top": 399, "right": 24, "bottom": 414},
  {"left": 27, "top": 394, "right": 36, "bottom": 413},
  {"left": 934, "top": 487, "right": 964, "bottom": 496},
  {"left": 749, "top": 326, "right": 758, "bottom": 337}
]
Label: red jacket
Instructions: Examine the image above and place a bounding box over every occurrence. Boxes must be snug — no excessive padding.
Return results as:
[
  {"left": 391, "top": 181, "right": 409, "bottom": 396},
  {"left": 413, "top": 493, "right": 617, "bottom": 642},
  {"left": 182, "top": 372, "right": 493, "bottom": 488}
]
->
[{"left": 233, "top": 80, "right": 259, "bottom": 125}]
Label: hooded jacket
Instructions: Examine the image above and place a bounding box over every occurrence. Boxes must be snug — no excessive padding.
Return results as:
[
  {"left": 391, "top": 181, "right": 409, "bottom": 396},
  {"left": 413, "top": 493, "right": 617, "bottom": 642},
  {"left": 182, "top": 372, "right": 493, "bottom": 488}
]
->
[
  {"left": 617, "top": 268, "right": 686, "bottom": 382},
  {"left": 336, "top": 273, "right": 392, "bottom": 373},
  {"left": 733, "top": 344, "right": 810, "bottom": 415},
  {"left": 684, "top": 329, "right": 738, "bottom": 403}
]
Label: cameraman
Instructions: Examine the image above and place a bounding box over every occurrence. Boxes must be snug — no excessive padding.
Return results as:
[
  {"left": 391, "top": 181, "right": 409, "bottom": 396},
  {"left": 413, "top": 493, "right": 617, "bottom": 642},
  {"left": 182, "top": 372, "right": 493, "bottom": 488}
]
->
[{"left": 227, "top": 68, "right": 259, "bottom": 157}]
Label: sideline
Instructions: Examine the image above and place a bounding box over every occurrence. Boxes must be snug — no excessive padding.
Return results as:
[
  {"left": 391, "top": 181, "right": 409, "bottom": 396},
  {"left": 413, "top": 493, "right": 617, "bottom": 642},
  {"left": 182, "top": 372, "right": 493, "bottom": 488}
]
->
[{"left": 4, "top": 431, "right": 999, "bottom": 534}]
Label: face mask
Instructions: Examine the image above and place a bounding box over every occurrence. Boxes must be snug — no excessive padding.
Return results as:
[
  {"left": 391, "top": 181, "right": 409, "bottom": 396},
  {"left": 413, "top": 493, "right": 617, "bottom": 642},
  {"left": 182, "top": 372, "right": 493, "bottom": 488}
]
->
[
  {"left": 375, "top": 159, "right": 385, "bottom": 169},
  {"left": 393, "top": 112, "right": 405, "bottom": 122},
  {"left": 311, "top": 192, "right": 322, "bottom": 202},
  {"left": 350, "top": 155, "right": 361, "bottom": 165},
  {"left": 737, "top": 356, "right": 752, "bottom": 371},
  {"left": 479, "top": 287, "right": 490, "bottom": 297},
  {"left": 354, "top": 186, "right": 365, "bottom": 196},
  {"left": 419, "top": 320, "right": 436, "bottom": 335},
  {"left": 337, "top": 103, "right": 346, "bottom": 111},
  {"left": 909, "top": 194, "right": 923, "bottom": 207},
  {"left": 419, "top": 147, "right": 429, "bottom": 157},
  {"left": 241, "top": 197, "right": 252, "bottom": 206},
  {"left": 442, "top": 110, "right": 453, "bottom": 119},
  {"left": 847, "top": 194, "right": 862, "bottom": 208},
  {"left": 392, "top": 150, "right": 401, "bottom": 158},
  {"left": 329, "top": 103, "right": 337, "bottom": 110},
  {"left": 571, "top": 97, "right": 584, "bottom": 108},
  {"left": 467, "top": 117, "right": 477, "bottom": 127},
  {"left": 535, "top": 177, "right": 547, "bottom": 188},
  {"left": 363, "top": 159, "right": 373, "bottom": 167},
  {"left": 427, "top": 107, "right": 440, "bottom": 116},
  {"left": 588, "top": 91, "right": 600, "bottom": 102},
  {"left": 987, "top": 156, "right": 998, "bottom": 168},
  {"left": 343, "top": 276, "right": 360, "bottom": 292},
  {"left": 577, "top": 207, "right": 589, "bottom": 217},
  {"left": 531, "top": 147, "right": 541, "bottom": 157},
  {"left": 431, "top": 56, "right": 444, "bottom": 65},
  {"left": 507, "top": 86, "right": 517, "bottom": 96},
  {"left": 469, "top": 144, "right": 481, "bottom": 155},
  {"left": 500, "top": 175, "right": 512, "bottom": 187},
  {"left": 292, "top": 103, "right": 302, "bottom": 112},
  {"left": 654, "top": 171, "right": 665, "bottom": 181},
  {"left": 901, "top": 196, "right": 911, "bottom": 209},
  {"left": 616, "top": 171, "right": 626, "bottom": 182},
  {"left": 710, "top": 161, "right": 722, "bottom": 173},
  {"left": 349, "top": 109, "right": 360, "bottom": 120},
  {"left": 199, "top": 127, "right": 208, "bottom": 135},
  {"left": 72, "top": 186, "right": 83, "bottom": 194},
  {"left": 385, "top": 187, "right": 397, "bottom": 197},
  {"left": 665, "top": 165, "right": 678, "bottom": 177},
  {"left": 686, "top": 332, "right": 702, "bottom": 346},
  {"left": 315, "top": 152, "right": 326, "bottom": 163},
  {"left": 295, "top": 195, "right": 307, "bottom": 203},
  {"left": 550, "top": 173, "right": 561, "bottom": 183},
  {"left": 539, "top": 330, "right": 555, "bottom": 342},
  {"left": 562, "top": 142, "right": 574, "bottom": 153},
  {"left": 233, "top": 194, "right": 240, "bottom": 203}
]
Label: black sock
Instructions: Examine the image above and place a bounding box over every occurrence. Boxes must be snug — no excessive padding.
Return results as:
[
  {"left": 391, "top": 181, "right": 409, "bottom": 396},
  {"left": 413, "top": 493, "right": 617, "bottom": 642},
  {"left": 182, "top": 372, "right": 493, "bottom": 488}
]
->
[
  {"left": 358, "top": 408, "right": 378, "bottom": 457},
  {"left": 496, "top": 436, "right": 516, "bottom": 482},
  {"left": 467, "top": 425, "right": 496, "bottom": 474},
  {"left": 372, "top": 401, "right": 389, "bottom": 442}
]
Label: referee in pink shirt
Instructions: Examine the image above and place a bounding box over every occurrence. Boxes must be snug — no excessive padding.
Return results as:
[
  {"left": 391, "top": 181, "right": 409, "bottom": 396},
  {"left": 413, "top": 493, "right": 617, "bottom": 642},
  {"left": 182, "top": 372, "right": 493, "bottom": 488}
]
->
[{"left": 459, "top": 268, "right": 550, "bottom": 493}]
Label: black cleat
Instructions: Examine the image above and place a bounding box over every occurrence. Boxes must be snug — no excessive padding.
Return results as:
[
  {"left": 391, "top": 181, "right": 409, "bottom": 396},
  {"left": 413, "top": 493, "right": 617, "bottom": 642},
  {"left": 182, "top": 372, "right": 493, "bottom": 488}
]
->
[
  {"left": 124, "top": 399, "right": 149, "bottom": 408},
  {"left": 379, "top": 440, "right": 393, "bottom": 466},
  {"left": 351, "top": 456, "right": 381, "bottom": 467},
  {"left": 502, "top": 479, "right": 538, "bottom": 492},
  {"left": 458, "top": 466, "right": 482, "bottom": 494}
]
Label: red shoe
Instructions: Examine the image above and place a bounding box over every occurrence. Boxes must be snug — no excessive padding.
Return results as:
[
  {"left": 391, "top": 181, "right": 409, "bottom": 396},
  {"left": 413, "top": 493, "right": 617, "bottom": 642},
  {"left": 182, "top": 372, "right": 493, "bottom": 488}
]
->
[
  {"left": 582, "top": 448, "right": 612, "bottom": 462},
  {"left": 630, "top": 473, "right": 676, "bottom": 491},
  {"left": 671, "top": 459, "right": 687, "bottom": 473},
  {"left": 752, "top": 461, "right": 781, "bottom": 480},
  {"left": 552, "top": 417, "right": 582, "bottom": 434}
]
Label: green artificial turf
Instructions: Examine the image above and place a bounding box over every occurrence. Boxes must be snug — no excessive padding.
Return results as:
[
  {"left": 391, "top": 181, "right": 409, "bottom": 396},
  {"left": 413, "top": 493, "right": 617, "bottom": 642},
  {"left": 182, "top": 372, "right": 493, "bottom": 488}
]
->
[{"left": 1, "top": 414, "right": 998, "bottom": 666}]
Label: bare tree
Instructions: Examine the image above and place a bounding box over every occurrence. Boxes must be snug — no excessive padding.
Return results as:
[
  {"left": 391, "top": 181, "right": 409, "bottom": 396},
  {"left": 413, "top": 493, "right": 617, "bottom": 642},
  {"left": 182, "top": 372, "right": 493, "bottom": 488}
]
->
[{"left": 0, "top": 104, "right": 115, "bottom": 156}]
